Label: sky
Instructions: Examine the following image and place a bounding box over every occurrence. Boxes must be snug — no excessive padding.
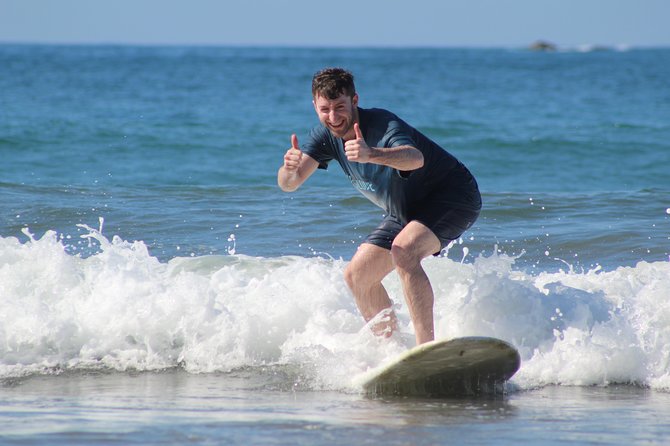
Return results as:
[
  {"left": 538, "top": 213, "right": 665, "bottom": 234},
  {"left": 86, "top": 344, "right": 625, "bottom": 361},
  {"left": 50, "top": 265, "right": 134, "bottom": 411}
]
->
[{"left": 0, "top": 0, "right": 668, "bottom": 48}]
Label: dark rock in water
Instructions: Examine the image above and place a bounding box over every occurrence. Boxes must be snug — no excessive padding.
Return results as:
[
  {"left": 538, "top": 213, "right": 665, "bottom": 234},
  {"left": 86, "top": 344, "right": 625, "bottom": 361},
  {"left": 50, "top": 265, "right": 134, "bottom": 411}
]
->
[
  {"left": 529, "top": 40, "right": 557, "bottom": 52},
  {"left": 578, "top": 44, "right": 614, "bottom": 52}
]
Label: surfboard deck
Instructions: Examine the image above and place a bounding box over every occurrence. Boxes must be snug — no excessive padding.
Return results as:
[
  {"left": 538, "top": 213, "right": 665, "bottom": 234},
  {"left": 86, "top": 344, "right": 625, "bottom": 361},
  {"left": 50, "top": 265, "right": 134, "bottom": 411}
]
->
[{"left": 356, "top": 337, "right": 520, "bottom": 397}]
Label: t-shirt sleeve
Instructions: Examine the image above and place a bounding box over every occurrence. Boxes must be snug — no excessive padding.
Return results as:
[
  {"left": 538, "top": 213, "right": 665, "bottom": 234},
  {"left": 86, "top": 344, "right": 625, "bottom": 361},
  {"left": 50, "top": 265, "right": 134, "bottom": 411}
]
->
[
  {"left": 300, "top": 126, "right": 334, "bottom": 170},
  {"left": 380, "top": 117, "right": 419, "bottom": 179},
  {"left": 383, "top": 118, "right": 416, "bottom": 148}
]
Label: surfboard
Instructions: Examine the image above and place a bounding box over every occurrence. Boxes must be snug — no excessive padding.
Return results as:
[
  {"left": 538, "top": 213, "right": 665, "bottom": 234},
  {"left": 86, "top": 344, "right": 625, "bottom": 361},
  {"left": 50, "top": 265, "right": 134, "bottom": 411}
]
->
[{"left": 356, "top": 337, "right": 520, "bottom": 397}]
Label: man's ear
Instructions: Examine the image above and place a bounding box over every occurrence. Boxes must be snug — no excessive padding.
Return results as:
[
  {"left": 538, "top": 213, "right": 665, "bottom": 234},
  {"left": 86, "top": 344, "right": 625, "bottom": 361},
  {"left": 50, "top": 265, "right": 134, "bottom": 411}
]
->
[{"left": 352, "top": 93, "right": 359, "bottom": 106}]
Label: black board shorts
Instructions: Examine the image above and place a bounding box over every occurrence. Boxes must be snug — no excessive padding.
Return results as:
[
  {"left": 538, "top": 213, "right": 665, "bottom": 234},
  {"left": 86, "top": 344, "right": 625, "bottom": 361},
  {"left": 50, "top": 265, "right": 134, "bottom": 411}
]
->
[
  {"left": 364, "top": 175, "right": 481, "bottom": 255},
  {"left": 364, "top": 207, "right": 480, "bottom": 255}
]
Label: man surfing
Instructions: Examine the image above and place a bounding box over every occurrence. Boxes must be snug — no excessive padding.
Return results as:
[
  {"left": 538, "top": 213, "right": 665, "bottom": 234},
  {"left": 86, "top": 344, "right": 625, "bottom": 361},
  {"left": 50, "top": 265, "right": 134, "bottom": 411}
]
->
[{"left": 278, "top": 68, "right": 481, "bottom": 345}]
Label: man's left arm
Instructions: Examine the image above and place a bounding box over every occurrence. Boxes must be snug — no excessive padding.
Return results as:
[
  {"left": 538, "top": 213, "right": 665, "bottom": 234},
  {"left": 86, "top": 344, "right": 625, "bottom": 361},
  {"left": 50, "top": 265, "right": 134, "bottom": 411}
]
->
[{"left": 344, "top": 123, "right": 424, "bottom": 171}]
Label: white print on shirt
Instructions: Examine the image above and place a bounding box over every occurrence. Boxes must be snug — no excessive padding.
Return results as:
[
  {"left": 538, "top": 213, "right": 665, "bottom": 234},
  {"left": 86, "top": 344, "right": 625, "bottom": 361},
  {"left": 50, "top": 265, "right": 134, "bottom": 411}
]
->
[{"left": 348, "top": 176, "right": 376, "bottom": 192}]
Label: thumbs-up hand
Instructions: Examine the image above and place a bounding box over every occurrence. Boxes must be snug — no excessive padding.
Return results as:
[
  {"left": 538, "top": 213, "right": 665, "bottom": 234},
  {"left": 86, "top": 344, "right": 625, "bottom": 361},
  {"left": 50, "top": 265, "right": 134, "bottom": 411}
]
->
[
  {"left": 283, "top": 134, "right": 303, "bottom": 171},
  {"left": 344, "top": 123, "right": 372, "bottom": 163}
]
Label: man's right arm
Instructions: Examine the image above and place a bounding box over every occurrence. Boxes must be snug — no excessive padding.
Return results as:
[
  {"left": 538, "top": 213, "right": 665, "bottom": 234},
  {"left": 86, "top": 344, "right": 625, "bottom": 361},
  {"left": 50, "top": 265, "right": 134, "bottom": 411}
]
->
[{"left": 277, "top": 134, "right": 319, "bottom": 192}]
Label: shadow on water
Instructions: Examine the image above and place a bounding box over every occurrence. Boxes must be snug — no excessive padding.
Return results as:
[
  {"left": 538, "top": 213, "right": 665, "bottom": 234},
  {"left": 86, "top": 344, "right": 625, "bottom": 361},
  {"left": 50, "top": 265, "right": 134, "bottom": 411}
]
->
[
  {"left": 0, "top": 368, "right": 520, "bottom": 445},
  {"left": 2, "top": 369, "right": 670, "bottom": 445}
]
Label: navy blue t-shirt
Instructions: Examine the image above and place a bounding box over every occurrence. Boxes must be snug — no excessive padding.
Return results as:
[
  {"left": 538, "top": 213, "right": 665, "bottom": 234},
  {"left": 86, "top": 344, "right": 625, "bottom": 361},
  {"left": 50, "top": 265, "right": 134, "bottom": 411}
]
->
[{"left": 301, "top": 107, "right": 480, "bottom": 222}]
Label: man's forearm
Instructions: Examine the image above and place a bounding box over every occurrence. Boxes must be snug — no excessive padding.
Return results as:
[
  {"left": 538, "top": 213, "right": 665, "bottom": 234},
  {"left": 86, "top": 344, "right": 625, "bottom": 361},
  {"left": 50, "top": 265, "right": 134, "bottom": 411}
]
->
[
  {"left": 368, "top": 146, "right": 424, "bottom": 171},
  {"left": 277, "top": 167, "right": 301, "bottom": 192}
]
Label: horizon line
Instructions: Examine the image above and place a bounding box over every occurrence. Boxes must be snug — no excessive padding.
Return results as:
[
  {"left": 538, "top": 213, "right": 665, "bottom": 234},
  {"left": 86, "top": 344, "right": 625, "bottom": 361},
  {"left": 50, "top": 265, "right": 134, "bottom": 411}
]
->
[{"left": 1, "top": 40, "right": 668, "bottom": 51}]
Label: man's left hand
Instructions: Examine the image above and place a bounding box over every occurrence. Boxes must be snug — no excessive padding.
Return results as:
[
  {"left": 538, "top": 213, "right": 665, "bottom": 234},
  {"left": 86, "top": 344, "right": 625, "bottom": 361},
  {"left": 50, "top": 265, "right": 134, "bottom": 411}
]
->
[{"left": 344, "top": 123, "right": 373, "bottom": 163}]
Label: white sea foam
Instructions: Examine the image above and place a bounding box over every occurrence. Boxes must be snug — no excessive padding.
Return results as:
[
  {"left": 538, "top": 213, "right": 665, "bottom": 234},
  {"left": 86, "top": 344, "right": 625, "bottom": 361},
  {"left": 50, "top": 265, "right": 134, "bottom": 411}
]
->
[{"left": 1, "top": 228, "right": 669, "bottom": 392}]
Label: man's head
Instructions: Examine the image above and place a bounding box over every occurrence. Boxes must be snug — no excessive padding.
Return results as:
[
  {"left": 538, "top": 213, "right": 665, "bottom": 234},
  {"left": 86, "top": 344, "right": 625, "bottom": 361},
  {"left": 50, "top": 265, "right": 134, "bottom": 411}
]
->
[
  {"left": 312, "top": 68, "right": 359, "bottom": 139},
  {"left": 311, "top": 67, "right": 356, "bottom": 100}
]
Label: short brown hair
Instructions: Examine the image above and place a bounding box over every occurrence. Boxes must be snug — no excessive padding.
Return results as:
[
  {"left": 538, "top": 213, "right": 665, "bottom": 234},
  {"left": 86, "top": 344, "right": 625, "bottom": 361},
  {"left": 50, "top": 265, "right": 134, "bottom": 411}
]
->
[{"left": 311, "top": 68, "right": 356, "bottom": 99}]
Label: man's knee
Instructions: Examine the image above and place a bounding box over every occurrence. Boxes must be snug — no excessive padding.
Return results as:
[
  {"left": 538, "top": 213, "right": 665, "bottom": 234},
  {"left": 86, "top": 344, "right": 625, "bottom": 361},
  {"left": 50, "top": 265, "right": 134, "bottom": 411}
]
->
[
  {"left": 343, "top": 262, "right": 357, "bottom": 290},
  {"left": 344, "top": 258, "right": 375, "bottom": 291},
  {"left": 390, "top": 240, "right": 421, "bottom": 271},
  {"left": 344, "top": 244, "right": 393, "bottom": 291},
  {"left": 346, "top": 263, "right": 381, "bottom": 290},
  {"left": 390, "top": 222, "right": 440, "bottom": 270}
]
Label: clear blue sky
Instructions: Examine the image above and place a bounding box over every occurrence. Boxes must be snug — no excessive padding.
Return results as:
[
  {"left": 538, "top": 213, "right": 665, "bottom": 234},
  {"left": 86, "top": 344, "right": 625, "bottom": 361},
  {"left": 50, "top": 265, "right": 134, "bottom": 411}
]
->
[{"left": 1, "top": 0, "right": 668, "bottom": 47}]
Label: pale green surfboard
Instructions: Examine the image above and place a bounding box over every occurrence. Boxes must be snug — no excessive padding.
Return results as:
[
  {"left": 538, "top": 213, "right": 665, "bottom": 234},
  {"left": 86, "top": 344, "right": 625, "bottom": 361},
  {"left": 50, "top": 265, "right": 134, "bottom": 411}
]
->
[{"left": 356, "top": 337, "right": 521, "bottom": 397}]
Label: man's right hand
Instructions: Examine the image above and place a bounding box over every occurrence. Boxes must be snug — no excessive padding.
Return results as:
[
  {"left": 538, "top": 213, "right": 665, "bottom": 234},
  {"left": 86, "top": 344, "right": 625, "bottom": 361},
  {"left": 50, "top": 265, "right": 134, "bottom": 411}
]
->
[
  {"left": 279, "top": 133, "right": 318, "bottom": 192},
  {"left": 283, "top": 134, "right": 302, "bottom": 171}
]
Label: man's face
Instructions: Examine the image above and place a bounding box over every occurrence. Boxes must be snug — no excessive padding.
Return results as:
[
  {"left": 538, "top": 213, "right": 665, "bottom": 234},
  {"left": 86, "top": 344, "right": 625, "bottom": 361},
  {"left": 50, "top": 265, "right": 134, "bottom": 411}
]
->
[{"left": 313, "top": 93, "right": 359, "bottom": 139}]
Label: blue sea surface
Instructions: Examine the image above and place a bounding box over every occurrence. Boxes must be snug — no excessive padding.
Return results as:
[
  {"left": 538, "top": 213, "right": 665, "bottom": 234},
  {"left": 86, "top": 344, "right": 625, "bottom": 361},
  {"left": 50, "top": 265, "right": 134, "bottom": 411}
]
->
[
  {"left": 1, "top": 44, "right": 670, "bottom": 445},
  {"left": 2, "top": 45, "right": 668, "bottom": 266}
]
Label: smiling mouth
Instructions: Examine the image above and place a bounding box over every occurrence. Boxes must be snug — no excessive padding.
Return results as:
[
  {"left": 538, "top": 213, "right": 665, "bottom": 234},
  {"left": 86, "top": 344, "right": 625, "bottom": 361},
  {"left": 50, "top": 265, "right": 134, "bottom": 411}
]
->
[{"left": 330, "top": 121, "right": 346, "bottom": 131}]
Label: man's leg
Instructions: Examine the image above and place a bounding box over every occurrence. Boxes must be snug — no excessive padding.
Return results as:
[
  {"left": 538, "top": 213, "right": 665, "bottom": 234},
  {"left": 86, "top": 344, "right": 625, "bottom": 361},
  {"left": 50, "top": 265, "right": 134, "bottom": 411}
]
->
[
  {"left": 390, "top": 221, "right": 441, "bottom": 345},
  {"left": 344, "top": 243, "right": 397, "bottom": 336}
]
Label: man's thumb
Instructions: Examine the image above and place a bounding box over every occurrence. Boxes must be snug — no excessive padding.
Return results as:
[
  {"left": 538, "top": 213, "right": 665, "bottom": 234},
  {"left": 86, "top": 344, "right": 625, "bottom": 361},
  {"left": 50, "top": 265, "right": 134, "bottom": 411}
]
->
[
  {"left": 354, "top": 123, "right": 363, "bottom": 139},
  {"left": 291, "top": 134, "right": 300, "bottom": 150}
]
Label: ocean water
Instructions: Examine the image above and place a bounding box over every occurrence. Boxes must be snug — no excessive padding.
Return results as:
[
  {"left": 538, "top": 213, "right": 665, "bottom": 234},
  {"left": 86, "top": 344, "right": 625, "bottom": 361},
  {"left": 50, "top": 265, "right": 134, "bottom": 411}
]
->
[{"left": 1, "top": 44, "right": 670, "bottom": 445}]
